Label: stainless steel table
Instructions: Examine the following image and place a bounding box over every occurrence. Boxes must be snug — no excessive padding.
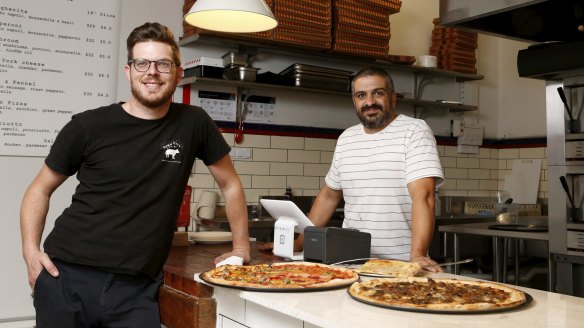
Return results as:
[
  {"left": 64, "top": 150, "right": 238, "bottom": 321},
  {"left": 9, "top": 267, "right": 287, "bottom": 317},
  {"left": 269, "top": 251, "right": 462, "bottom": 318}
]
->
[{"left": 439, "top": 222, "right": 550, "bottom": 289}]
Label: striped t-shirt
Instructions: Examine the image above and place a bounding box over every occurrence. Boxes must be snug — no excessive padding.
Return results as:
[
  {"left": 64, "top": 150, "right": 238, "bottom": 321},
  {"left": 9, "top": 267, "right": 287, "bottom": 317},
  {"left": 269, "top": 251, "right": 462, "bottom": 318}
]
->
[{"left": 325, "top": 115, "right": 444, "bottom": 260}]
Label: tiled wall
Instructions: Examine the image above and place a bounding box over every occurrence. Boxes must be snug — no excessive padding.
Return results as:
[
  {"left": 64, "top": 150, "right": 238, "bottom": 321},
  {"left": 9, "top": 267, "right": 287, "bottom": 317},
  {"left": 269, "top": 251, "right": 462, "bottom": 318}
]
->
[{"left": 187, "top": 133, "right": 548, "bottom": 209}]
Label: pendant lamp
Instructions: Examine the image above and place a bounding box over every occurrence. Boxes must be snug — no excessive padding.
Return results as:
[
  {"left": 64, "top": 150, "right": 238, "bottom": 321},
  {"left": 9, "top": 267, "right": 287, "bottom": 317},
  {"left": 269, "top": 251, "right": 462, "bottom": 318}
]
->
[{"left": 184, "top": 0, "right": 278, "bottom": 33}]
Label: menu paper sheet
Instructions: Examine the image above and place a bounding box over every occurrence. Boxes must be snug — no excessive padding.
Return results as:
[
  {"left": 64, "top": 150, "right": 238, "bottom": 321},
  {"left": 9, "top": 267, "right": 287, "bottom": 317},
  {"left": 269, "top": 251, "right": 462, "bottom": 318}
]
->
[
  {"left": 504, "top": 159, "right": 542, "bottom": 204},
  {"left": 0, "top": 0, "right": 121, "bottom": 156}
]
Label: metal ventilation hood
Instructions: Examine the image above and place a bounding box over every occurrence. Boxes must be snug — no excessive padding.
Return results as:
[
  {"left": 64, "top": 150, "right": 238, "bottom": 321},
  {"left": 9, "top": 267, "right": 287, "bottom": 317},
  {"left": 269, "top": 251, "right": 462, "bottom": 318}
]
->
[{"left": 439, "top": 0, "right": 584, "bottom": 43}]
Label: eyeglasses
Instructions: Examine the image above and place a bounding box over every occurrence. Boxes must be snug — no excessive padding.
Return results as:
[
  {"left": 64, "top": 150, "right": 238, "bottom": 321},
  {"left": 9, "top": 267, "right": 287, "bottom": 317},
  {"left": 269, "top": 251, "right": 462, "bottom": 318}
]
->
[{"left": 128, "top": 58, "right": 175, "bottom": 73}]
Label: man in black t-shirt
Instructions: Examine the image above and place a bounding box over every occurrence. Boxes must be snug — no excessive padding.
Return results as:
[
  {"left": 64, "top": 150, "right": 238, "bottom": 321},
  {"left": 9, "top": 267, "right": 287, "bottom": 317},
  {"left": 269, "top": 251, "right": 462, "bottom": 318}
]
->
[{"left": 20, "top": 22, "right": 250, "bottom": 328}]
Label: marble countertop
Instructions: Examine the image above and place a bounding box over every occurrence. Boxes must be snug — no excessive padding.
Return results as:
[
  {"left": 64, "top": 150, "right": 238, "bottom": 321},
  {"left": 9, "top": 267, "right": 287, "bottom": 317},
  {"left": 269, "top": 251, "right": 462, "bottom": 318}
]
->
[{"left": 208, "top": 273, "right": 583, "bottom": 328}]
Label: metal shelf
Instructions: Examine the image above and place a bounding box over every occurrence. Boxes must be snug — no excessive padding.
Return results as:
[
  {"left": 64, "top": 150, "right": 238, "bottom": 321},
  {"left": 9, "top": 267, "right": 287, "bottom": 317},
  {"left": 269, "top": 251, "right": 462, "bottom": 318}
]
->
[
  {"left": 179, "top": 77, "right": 477, "bottom": 113},
  {"left": 179, "top": 34, "right": 484, "bottom": 83}
]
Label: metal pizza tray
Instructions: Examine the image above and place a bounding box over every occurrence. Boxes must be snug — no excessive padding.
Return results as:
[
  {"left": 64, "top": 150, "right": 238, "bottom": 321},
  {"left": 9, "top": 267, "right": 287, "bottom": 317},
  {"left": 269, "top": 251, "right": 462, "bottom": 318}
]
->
[
  {"left": 488, "top": 224, "right": 548, "bottom": 232},
  {"left": 198, "top": 265, "right": 359, "bottom": 293},
  {"left": 347, "top": 289, "right": 533, "bottom": 314},
  {"left": 280, "top": 63, "right": 353, "bottom": 77}
]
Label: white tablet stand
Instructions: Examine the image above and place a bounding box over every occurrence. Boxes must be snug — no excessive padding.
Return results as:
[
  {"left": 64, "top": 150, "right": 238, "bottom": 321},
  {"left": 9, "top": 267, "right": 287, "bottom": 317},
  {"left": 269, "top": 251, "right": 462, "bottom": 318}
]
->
[{"left": 259, "top": 199, "right": 314, "bottom": 261}]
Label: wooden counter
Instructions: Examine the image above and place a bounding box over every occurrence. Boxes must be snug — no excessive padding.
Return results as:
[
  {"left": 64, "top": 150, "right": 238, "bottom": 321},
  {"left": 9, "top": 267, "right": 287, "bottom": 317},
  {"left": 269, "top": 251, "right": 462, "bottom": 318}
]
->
[{"left": 160, "top": 242, "right": 277, "bottom": 328}]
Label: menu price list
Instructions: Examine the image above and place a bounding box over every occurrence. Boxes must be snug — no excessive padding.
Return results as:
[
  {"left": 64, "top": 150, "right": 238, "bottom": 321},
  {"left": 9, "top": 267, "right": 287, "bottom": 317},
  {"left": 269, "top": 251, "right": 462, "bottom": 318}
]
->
[{"left": 0, "top": 0, "right": 121, "bottom": 156}]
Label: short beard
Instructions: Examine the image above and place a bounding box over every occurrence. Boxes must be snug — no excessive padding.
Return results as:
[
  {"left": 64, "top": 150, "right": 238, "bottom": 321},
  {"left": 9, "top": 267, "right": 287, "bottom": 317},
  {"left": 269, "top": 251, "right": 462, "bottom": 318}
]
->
[
  {"left": 357, "top": 104, "right": 392, "bottom": 130},
  {"left": 130, "top": 83, "right": 175, "bottom": 108}
]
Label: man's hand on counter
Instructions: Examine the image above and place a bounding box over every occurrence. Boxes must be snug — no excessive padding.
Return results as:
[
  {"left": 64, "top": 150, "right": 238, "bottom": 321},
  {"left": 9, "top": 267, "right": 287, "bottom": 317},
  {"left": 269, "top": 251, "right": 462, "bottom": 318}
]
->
[
  {"left": 410, "top": 254, "right": 443, "bottom": 273},
  {"left": 214, "top": 248, "right": 251, "bottom": 265}
]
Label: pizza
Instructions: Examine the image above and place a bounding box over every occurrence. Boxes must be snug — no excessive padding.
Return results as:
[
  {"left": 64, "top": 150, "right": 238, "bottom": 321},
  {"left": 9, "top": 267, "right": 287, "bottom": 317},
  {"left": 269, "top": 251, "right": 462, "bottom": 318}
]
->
[
  {"left": 357, "top": 259, "right": 422, "bottom": 277},
  {"left": 348, "top": 277, "right": 527, "bottom": 311},
  {"left": 201, "top": 262, "right": 359, "bottom": 289}
]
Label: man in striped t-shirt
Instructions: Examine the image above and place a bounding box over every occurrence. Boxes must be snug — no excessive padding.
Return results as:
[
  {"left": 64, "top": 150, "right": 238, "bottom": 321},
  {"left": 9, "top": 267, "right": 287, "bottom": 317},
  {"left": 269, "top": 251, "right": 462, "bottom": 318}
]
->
[{"left": 306, "top": 67, "right": 444, "bottom": 269}]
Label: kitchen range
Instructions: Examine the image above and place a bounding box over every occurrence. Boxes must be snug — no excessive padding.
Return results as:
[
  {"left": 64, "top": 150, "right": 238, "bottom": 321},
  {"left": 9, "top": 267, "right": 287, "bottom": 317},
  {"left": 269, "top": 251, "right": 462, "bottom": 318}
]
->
[{"left": 440, "top": 0, "right": 584, "bottom": 297}]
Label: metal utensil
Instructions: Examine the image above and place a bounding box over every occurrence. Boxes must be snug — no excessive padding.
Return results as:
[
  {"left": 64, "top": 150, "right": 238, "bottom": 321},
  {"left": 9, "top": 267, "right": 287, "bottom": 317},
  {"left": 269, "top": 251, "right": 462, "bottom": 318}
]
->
[
  {"left": 421, "top": 258, "right": 473, "bottom": 268},
  {"left": 560, "top": 176, "right": 577, "bottom": 209},
  {"left": 558, "top": 87, "right": 575, "bottom": 121}
]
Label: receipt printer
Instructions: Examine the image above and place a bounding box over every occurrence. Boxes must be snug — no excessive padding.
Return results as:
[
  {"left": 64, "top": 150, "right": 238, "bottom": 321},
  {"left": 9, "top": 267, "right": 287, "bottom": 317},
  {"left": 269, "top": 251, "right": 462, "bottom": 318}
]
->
[{"left": 303, "top": 227, "right": 371, "bottom": 264}]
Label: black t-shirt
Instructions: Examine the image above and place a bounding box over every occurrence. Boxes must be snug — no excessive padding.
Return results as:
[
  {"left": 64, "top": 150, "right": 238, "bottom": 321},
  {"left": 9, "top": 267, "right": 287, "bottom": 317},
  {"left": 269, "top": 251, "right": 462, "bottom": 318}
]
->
[{"left": 43, "top": 102, "right": 230, "bottom": 278}]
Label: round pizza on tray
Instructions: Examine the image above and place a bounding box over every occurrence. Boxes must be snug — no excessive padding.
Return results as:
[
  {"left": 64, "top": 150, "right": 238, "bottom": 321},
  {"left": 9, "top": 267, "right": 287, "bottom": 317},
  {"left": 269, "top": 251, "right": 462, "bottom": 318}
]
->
[
  {"left": 201, "top": 262, "right": 359, "bottom": 290},
  {"left": 348, "top": 277, "right": 527, "bottom": 312}
]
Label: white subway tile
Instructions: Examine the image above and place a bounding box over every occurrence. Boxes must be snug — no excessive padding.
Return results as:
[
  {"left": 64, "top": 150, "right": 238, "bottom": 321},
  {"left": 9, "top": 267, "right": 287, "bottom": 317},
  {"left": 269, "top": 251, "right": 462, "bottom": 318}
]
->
[
  {"left": 456, "top": 158, "right": 480, "bottom": 169},
  {"left": 304, "top": 163, "right": 330, "bottom": 177},
  {"left": 244, "top": 189, "right": 269, "bottom": 204},
  {"left": 305, "top": 138, "right": 336, "bottom": 151},
  {"left": 479, "top": 158, "right": 498, "bottom": 170},
  {"left": 235, "top": 134, "right": 271, "bottom": 148},
  {"left": 468, "top": 169, "right": 490, "bottom": 180},
  {"left": 444, "top": 168, "right": 468, "bottom": 179},
  {"left": 467, "top": 190, "right": 490, "bottom": 197},
  {"left": 444, "top": 146, "right": 459, "bottom": 157},
  {"left": 193, "top": 159, "right": 211, "bottom": 174},
  {"left": 188, "top": 174, "right": 215, "bottom": 188},
  {"left": 271, "top": 136, "right": 305, "bottom": 150},
  {"left": 234, "top": 161, "right": 270, "bottom": 175},
  {"left": 253, "top": 148, "right": 287, "bottom": 162},
  {"left": 252, "top": 175, "right": 287, "bottom": 189},
  {"left": 270, "top": 162, "right": 304, "bottom": 176},
  {"left": 519, "top": 147, "right": 546, "bottom": 159},
  {"left": 440, "top": 179, "right": 457, "bottom": 190},
  {"left": 456, "top": 179, "right": 479, "bottom": 190},
  {"left": 287, "top": 176, "right": 321, "bottom": 189},
  {"left": 288, "top": 150, "right": 320, "bottom": 163},
  {"left": 440, "top": 156, "right": 457, "bottom": 168},
  {"left": 320, "top": 151, "right": 334, "bottom": 164},
  {"left": 238, "top": 175, "right": 252, "bottom": 189},
  {"left": 499, "top": 148, "right": 520, "bottom": 159}
]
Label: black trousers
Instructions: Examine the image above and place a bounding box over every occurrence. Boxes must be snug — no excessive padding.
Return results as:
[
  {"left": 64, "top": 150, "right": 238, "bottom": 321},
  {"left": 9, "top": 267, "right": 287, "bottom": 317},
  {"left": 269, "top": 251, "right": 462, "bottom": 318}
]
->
[{"left": 33, "top": 259, "right": 162, "bottom": 328}]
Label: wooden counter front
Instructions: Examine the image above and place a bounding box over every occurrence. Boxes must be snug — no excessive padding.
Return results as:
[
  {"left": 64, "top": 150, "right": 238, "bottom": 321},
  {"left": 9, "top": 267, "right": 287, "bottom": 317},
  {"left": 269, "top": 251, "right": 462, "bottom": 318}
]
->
[{"left": 160, "top": 242, "right": 277, "bottom": 328}]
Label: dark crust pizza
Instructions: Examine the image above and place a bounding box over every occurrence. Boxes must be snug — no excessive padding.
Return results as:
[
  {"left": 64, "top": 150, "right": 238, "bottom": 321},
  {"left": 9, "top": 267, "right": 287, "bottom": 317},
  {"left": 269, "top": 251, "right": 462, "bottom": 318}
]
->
[
  {"left": 348, "top": 277, "right": 527, "bottom": 311},
  {"left": 201, "top": 262, "right": 359, "bottom": 290}
]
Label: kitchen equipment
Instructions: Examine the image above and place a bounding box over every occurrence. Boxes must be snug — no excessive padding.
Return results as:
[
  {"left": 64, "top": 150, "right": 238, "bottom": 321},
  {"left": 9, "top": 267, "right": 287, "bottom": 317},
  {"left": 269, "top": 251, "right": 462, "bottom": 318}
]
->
[
  {"left": 260, "top": 199, "right": 314, "bottom": 260},
  {"left": 196, "top": 190, "right": 218, "bottom": 219},
  {"left": 495, "top": 202, "right": 520, "bottom": 224},
  {"left": 188, "top": 231, "right": 232, "bottom": 244},
  {"left": 221, "top": 51, "right": 248, "bottom": 67},
  {"left": 303, "top": 227, "right": 371, "bottom": 264},
  {"left": 183, "top": 65, "right": 224, "bottom": 78},
  {"left": 223, "top": 66, "right": 259, "bottom": 82},
  {"left": 279, "top": 63, "right": 352, "bottom": 92},
  {"left": 557, "top": 87, "right": 580, "bottom": 133},
  {"left": 560, "top": 176, "right": 583, "bottom": 222},
  {"left": 421, "top": 258, "right": 474, "bottom": 268},
  {"left": 489, "top": 224, "right": 548, "bottom": 232}
]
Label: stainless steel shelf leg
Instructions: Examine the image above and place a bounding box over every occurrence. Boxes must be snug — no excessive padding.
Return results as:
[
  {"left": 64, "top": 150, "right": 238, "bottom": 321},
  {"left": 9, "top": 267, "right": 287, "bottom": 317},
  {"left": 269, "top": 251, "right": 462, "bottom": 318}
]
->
[{"left": 453, "top": 233, "right": 460, "bottom": 275}]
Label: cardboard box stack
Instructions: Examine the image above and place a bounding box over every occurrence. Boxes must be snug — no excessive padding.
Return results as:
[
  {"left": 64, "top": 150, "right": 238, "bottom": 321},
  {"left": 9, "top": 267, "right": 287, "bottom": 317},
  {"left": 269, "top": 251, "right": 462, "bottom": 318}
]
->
[
  {"left": 272, "top": 0, "right": 332, "bottom": 50},
  {"left": 430, "top": 18, "right": 478, "bottom": 74},
  {"left": 331, "top": 0, "right": 401, "bottom": 57}
]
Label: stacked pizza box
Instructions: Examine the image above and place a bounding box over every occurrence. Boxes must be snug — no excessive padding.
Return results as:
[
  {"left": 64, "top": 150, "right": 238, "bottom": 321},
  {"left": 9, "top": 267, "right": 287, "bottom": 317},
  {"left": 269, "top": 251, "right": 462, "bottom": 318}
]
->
[
  {"left": 272, "top": 0, "right": 332, "bottom": 50},
  {"left": 429, "top": 18, "right": 478, "bottom": 74},
  {"left": 331, "top": 0, "right": 401, "bottom": 58},
  {"left": 182, "top": 0, "right": 274, "bottom": 41}
]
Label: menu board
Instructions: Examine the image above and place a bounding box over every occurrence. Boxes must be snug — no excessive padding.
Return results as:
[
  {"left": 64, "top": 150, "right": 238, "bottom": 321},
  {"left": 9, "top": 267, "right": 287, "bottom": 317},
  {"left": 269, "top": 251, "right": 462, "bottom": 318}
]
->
[{"left": 0, "top": 0, "right": 121, "bottom": 156}]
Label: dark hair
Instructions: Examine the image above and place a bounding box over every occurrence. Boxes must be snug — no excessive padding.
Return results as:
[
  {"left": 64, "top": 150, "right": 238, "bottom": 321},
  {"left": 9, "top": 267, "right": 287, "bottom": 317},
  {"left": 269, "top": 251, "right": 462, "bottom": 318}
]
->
[
  {"left": 126, "top": 22, "right": 181, "bottom": 66},
  {"left": 351, "top": 67, "right": 395, "bottom": 94}
]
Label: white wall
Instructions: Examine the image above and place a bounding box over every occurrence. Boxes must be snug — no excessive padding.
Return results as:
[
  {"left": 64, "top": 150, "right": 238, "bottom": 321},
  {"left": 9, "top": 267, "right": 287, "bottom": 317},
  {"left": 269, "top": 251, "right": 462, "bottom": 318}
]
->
[{"left": 1, "top": 0, "right": 546, "bottom": 321}]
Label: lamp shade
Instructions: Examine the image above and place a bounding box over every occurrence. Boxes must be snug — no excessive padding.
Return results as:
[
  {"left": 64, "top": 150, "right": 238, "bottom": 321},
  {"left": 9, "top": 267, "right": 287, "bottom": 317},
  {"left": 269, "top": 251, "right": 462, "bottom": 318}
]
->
[{"left": 184, "top": 0, "right": 278, "bottom": 33}]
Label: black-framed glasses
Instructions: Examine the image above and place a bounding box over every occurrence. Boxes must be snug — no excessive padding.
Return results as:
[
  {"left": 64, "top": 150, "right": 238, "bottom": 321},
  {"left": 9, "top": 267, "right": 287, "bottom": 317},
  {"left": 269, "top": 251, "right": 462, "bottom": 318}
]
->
[{"left": 128, "top": 58, "right": 175, "bottom": 73}]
